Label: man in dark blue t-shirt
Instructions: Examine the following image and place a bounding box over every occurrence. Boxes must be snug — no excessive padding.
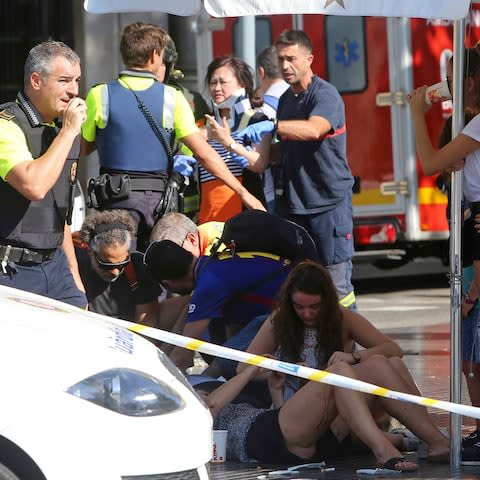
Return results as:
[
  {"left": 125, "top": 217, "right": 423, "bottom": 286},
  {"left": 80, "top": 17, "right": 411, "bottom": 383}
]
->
[
  {"left": 143, "top": 239, "right": 293, "bottom": 375},
  {"left": 241, "top": 30, "right": 356, "bottom": 310}
]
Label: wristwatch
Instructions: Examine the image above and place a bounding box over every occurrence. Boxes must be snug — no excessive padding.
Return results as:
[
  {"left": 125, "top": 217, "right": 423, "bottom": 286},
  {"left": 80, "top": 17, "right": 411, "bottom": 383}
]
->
[{"left": 228, "top": 142, "right": 238, "bottom": 152}]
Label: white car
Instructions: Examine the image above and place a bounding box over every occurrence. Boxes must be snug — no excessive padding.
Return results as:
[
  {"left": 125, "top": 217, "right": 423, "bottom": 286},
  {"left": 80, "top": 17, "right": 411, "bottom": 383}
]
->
[{"left": 0, "top": 285, "right": 212, "bottom": 480}]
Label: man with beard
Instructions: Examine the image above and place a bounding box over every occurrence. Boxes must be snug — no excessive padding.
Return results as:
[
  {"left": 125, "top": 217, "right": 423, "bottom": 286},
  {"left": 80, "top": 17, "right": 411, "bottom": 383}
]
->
[{"left": 238, "top": 30, "right": 356, "bottom": 311}]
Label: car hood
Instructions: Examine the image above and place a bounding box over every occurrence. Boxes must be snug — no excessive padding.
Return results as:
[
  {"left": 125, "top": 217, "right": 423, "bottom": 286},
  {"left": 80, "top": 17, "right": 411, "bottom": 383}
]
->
[{"left": 0, "top": 285, "right": 174, "bottom": 391}]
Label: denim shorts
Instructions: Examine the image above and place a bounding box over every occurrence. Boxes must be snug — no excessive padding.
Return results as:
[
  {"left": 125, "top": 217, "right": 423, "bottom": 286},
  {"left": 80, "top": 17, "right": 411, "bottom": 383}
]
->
[{"left": 462, "top": 306, "right": 480, "bottom": 363}]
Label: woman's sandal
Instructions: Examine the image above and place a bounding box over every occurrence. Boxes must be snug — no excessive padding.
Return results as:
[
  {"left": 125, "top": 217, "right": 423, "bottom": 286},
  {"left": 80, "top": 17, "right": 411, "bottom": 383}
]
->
[{"left": 378, "top": 457, "right": 418, "bottom": 472}]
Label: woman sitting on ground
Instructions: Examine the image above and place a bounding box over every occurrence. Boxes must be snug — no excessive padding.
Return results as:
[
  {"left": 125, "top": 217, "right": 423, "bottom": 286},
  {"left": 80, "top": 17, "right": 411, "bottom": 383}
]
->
[
  {"left": 238, "top": 261, "right": 449, "bottom": 463},
  {"left": 196, "top": 357, "right": 420, "bottom": 471}
]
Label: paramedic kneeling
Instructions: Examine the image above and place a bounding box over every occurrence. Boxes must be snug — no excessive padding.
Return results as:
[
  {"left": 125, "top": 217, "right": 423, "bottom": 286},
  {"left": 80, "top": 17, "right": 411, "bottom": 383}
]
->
[
  {"left": 143, "top": 239, "right": 294, "bottom": 377},
  {"left": 0, "top": 40, "right": 86, "bottom": 307}
]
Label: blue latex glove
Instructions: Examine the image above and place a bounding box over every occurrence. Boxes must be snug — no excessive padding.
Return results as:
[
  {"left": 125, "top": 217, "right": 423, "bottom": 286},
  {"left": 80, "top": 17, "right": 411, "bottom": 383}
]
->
[
  {"left": 173, "top": 154, "right": 197, "bottom": 176},
  {"left": 237, "top": 120, "right": 275, "bottom": 144}
]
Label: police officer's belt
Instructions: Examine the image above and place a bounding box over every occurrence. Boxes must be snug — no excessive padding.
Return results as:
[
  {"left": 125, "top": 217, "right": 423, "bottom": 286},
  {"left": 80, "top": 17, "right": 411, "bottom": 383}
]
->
[
  {"left": 0, "top": 245, "right": 56, "bottom": 265},
  {"left": 129, "top": 177, "right": 167, "bottom": 192}
]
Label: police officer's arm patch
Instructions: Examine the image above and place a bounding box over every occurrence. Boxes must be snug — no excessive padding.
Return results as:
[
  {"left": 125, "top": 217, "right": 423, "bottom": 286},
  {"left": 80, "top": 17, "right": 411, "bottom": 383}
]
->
[{"left": 0, "top": 109, "right": 15, "bottom": 121}]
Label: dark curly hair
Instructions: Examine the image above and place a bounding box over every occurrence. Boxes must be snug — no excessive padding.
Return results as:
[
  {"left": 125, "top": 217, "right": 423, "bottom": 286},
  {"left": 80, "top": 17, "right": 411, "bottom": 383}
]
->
[
  {"left": 79, "top": 210, "right": 136, "bottom": 253},
  {"left": 272, "top": 262, "right": 343, "bottom": 367}
]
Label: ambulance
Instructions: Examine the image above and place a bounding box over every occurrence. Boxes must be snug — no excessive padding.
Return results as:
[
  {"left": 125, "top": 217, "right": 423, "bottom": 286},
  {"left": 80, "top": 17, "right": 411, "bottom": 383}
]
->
[{"left": 207, "top": 7, "right": 480, "bottom": 268}]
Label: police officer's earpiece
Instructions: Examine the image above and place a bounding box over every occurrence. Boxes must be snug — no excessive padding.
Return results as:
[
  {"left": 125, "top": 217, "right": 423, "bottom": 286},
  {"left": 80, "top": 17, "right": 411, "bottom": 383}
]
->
[{"left": 164, "top": 37, "right": 178, "bottom": 81}]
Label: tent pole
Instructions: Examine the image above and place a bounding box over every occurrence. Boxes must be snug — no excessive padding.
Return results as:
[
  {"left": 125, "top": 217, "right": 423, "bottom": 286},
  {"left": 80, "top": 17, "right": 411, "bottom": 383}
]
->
[
  {"left": 450, "top": 15, "right": 466, "bottom": 470},
  {"left": 237, "top": 16, "right": 256, "bottom": 68}
]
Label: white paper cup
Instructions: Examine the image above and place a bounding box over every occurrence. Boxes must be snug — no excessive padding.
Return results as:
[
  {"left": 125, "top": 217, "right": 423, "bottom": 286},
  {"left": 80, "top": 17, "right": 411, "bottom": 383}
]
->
[
  {"left": 212, "top": 430, "right": 228, "bottom": 463},
  {"left": 425, "top": 80, "right": 451, "bottom": 105}
]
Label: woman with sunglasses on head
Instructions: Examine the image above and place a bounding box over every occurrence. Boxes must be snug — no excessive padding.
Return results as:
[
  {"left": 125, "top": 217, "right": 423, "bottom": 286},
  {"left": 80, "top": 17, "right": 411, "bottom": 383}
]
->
[
  {"left": 198, "top": 55, "right": 272, "bottom": 224},
  {"left": 74, "top": 209, "right": 189, "bottom": 330}
]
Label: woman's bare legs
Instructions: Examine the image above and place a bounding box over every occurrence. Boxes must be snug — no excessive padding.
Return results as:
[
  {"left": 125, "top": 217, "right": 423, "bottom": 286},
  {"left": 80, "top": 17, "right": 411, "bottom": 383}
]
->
[
  {"left": 354, "top": 355, "right": 449, "bottom": 461},
  {"left": 388, "top": 356, "right": 423, "bottom": 396},
  {"left": 278, "top": 362, "right": 417, "bottom": 470}
]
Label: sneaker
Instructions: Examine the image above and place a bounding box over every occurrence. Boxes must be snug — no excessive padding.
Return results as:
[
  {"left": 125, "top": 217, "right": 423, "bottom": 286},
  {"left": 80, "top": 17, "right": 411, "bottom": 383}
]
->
[
  {"left": 462, "top": 443, "right": 480, "bottom": 466},
  {"left": 463, "top": 429, "right": 480, "bottom": 448}
]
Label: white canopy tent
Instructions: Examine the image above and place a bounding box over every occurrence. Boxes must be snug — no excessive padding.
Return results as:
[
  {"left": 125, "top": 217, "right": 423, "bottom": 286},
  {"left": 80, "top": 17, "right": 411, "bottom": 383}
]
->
[
  {"left": 84, "top": 0, "right": 473, "bottom": 467},
  {"left": 84, "top": 0, "right": 469, "bottom": 19}
]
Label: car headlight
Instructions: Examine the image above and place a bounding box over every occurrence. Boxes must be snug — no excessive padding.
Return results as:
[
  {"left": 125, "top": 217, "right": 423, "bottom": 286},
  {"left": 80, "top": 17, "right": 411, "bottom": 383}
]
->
[
  {"left": 157, "top": 349, "right": 210, "bottom": 409},
  {"left": 66, "top": 368, "right": 185, "bottom": 416},
  {"left": 157, "top": 349, "right": 195, "bottom": 391}
]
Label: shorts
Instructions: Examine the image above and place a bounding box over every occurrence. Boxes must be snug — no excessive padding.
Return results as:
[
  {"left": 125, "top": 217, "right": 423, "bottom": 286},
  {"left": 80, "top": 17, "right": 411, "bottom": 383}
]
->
[
  {"left": 462, "top": 306, "right": 480, "bottom": 363},
  {"left": 245, "top": 409, "right": 352, "bottom": 465},
  {"left": 470, "top": 202, "right": 480, "bottom": 261}
]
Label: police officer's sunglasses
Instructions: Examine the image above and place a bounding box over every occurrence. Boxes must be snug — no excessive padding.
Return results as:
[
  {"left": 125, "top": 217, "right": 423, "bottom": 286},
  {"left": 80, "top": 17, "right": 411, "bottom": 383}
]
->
[{"left": 94, "top": 253, "right": 131, "bottom": 271}]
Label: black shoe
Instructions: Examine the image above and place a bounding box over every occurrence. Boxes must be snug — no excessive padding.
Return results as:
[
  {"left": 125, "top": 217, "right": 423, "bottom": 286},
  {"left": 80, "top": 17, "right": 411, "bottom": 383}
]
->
[
  {"left": 462, "top": 443, "right": 480, "bottom": 466},
  {"left": 462, "top": 429, "right": 480, "bottom": 448}
]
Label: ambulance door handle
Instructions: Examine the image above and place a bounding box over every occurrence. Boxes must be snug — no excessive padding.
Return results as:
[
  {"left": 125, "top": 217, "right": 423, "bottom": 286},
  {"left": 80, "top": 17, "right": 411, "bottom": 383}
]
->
[
  {"left": 376, "top": 92, "right": 407, "bottom": 107},
  {"left": 380, "top": 180, "right": 409, "bottom": 196}
]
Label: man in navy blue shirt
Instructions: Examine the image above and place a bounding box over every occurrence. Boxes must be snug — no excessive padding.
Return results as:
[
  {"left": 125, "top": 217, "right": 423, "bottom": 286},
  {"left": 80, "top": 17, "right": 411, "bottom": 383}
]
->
[
  {"left": 241, "top": 30, "right": 356, "bottom": 310},
  {"left": 275, "top": 30, "right": 355, "bottom": 310}
]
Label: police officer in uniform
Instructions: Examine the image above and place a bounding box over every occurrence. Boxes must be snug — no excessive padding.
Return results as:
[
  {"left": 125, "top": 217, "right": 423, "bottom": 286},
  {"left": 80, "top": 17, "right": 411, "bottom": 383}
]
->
[
  {"left": 82, "top": 22, "right": 264, "bottom": 251},
  {"left": 0, "top": 40, "right": 87, "bottom": 307}
]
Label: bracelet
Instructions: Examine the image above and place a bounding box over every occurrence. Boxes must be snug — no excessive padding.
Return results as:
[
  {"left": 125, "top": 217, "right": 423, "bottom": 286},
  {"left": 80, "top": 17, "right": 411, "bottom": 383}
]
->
[
  {"left": 464, "top": 293, "right": 478, "bottom": 305},
  {"left": 351, "top": 351, "right": 361, "bottom": 364}
]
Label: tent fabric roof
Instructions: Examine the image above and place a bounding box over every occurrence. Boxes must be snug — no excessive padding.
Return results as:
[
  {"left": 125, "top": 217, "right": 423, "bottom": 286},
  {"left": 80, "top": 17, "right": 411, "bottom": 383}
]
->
[
  {"left": 84, "top": 0, "right": 471, "bottom": 20},
  {"left": 204, "top": 0, "right": 471, "bottom": 20}
]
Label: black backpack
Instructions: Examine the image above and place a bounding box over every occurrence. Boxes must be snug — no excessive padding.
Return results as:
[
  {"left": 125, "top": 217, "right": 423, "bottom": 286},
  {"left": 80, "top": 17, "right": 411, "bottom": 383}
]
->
[{"left": 210, "top": 209, "right": 319, "bottom": 262}]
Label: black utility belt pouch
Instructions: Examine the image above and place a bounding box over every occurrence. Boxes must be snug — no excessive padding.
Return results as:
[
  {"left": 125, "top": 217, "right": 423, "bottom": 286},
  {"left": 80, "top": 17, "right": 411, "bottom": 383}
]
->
[{"left": 87, "top": 173, "right": 130, "bottom": 208}]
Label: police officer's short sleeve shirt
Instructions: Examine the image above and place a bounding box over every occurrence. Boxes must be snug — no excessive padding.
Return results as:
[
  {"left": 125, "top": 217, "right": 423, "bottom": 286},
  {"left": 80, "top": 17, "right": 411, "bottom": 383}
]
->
[
  {"left": 0, "top": 119, "right": 34, "bottom": 180},
  {"left": 82, "top": 76, "right": 198, "bottom": 143}
]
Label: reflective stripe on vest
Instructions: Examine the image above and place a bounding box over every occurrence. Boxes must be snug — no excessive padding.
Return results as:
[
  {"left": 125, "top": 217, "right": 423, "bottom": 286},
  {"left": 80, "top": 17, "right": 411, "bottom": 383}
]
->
[
  {"left": 339, "top": 290, "right": 356, "bottom": 308},
  {"left": 163, "top": 87, "right": 175, "bottom": 130}
]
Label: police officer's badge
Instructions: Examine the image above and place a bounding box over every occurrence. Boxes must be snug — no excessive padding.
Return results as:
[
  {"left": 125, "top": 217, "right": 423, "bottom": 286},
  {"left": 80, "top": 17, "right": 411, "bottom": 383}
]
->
[
  {"left": 0, "top": 109, "right": 15, "bottom": 121},
  {"left": 70, "top": 161, "right": 78, "bottom": 183}
]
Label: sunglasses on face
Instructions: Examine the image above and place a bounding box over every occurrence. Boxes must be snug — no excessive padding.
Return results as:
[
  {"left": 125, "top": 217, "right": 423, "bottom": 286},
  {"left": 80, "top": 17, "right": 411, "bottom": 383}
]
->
[{"left": 93, "top": 253, "right": 131, "bottom": 271}]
